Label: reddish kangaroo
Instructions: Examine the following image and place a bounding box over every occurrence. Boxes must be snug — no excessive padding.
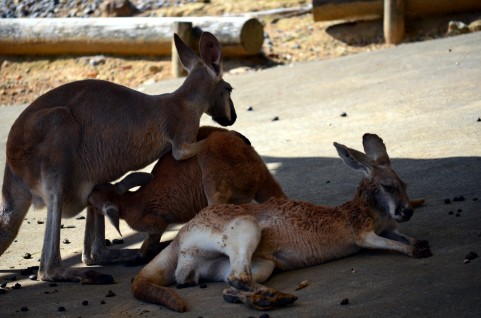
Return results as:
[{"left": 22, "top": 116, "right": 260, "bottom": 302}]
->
[
  {"left": 86, "top": 126, "right": 287, "bottom": 265},
  {"left": 130, "top": 133, "right": 431, "bottom": 312},
  {"left": 0, "top": 32, "right": 236, "bottom": 283}
]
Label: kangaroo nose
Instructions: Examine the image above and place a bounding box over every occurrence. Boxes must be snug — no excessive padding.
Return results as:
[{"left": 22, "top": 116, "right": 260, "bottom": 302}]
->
[{"left": 403, "top": 208, "right": 413, "bottom": 220}]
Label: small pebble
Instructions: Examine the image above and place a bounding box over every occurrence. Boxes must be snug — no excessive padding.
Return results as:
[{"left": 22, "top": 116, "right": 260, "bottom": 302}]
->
[
  {"left": 464, "top": 259, "right": 470, "bottom": 264},
  {"left": 105, "top": 290, "right": 116, "bottom": 297},
  {"left": 76, "top": 215, "right": 86, "bottom": 220},
  {"left": 477, "top": 117, "right": 481, "bottom": 122},
  {"left": 340, "top": 298, "right": 349, "bottom": 305},
  {"left": 444, "top": 198, "right": 451, "bottom": 204},
  {"left": 82, "top": 300, "right": 89, "bottom": 306},
  {"left": 12, "top": 283, "right": 21, "bottom": 289},
  {"left": 29, "top": 274, "right": 37, "bottom": 280},
  {"left": 20, "top": 307, "right": 28, "bottom": 312},
  {"left": 457, "top": 208, "right": 463, "bottom": 213},
  {"left": 340, "top": 112, "right": 347, "bottom": 117},
  {"left": 448, "top": 211, "right": 454, "bottom": 215},
  {"left": 63, "top": 238, "right": 70, "bottom": 244},
  {"left": 58, "top": 306, "right": 66, "bottom": 312},
  {"left": 37, "top": 220, "right": 44, "bottom": 224},
  {"left": 271, "top": 116, "right": 279, "bottom": 121},
  {"left": 247, "top": 106, "right": 253, "bottom": 111},
  {"left": 23, "top": 253, "right": 32, "bottom": 259}
]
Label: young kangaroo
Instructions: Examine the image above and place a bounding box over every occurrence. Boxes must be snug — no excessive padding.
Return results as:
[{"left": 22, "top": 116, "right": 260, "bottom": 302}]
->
[
  {"left": 86, "top": 126, "right": 287, "bottom": 266},
  {"left": 131, "top": 133, "right": 432, "bottom": 312},
  {"left": 0, "top": 32, "right": 236, "bottom": 283}
]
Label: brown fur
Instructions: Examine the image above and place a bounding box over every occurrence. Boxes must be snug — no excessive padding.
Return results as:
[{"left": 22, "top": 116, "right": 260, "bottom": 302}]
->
[
  {"left": 86, "top": 126, "right": 287, "bottom": 264},
  {"left": 130, "top": 133, "right": 431, "bottom": 312},
  {"left": 0, "top": 32, "right": 236, "bottom": 283}
]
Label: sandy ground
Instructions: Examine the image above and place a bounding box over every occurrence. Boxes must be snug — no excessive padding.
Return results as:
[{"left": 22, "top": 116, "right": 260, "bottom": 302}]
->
[
  {"left": 0, "top": 31, "right": 480, "bottom": 317},
  {"left": 1, "top": 0, "right": 480, "bottom": 106}
]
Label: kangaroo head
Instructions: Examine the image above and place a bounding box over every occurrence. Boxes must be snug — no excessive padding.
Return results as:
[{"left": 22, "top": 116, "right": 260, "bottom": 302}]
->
[
  {"left": 88, "top": 172, "right": 154, "bottom": 235},
  {"left": 334, "top": 134, "right": 413, "bottom": 222},
  {"left": 174, "top": 32, "right": 237, "bottom": 127}
]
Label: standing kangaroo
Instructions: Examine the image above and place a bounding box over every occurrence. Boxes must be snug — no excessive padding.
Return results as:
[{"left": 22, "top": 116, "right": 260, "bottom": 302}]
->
[
  {"left": 0, "top": 32, "right": 236, "bottom": 283},
  {"left": 85, "top": 126, "right": 287, "bottom": 266},
  {"left": 131, "top": 133, "right": 432, "bottom": 312}
]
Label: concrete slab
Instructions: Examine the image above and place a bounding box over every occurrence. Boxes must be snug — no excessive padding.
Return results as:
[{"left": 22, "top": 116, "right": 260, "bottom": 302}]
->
[{"left": 0, "top": 32, "right": 480, "bottom": 317}]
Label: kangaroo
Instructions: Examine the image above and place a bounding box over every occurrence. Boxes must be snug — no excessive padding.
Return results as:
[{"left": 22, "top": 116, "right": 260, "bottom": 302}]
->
[
  {"left": 130, "top": 133, "right": 432, "bottom": 312},
  {"left": 85, "top": 126, "right": 287, "bottom": 266},
  {"left": 0, "top": 32, "right": 236, "bottom": 283}
]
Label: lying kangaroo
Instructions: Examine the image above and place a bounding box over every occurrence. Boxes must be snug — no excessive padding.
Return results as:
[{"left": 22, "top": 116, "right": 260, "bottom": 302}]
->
[
  {"left": 86, "top": 126, "right": 287, "bottom": 265},
  {"left": 0, "top": 32, "right": 236, "bottom": 283},
  {"left": 131, "top": 133, "right": 432, "bottom": 312}
]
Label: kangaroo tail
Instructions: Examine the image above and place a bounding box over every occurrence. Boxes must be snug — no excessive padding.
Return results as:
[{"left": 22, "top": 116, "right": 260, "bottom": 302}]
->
[{"left": 131, "top": 241, "right": 186, "bottom": 312}]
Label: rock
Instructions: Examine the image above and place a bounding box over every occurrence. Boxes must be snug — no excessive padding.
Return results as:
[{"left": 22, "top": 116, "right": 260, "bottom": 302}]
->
[
  {"left": 447, "top": 21, "right": 471, "bottom": 36},
  {"left": 100, "top": 0, "right": 139, "bottom": 17},
  {"left": 469, "top": 20, "right": 481, "bottom": 32}
]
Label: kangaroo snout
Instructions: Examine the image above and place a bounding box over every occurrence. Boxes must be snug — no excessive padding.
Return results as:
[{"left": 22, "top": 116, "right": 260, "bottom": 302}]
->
[
  {"left": 396, "top": 206, "right": 413, "bottom": 222},
  {"left": 213, "top": 101, "right": 237, "bottom": 127}
]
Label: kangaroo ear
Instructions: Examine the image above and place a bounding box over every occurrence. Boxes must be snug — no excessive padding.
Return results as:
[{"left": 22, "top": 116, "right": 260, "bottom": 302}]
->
[
  {"left": 104, "top": 206, "right": 122, "bottom": 237},
  {"left": 174, "top": 33, "right": 200, "bottom": 73},
  {"left": 199, "top": 32, "right": 222, "bottom": 76},
  {"left": 334, "top": 142, "right": 373, "bottom": 176},
  {"left": 362, "top": 133, "right": 391, "bottom": 166}
]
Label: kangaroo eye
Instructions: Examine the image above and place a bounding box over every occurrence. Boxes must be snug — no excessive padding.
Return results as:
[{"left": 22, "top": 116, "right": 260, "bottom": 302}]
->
[{"left": 382, "top": 184, "right": 397, "bottom": 193}]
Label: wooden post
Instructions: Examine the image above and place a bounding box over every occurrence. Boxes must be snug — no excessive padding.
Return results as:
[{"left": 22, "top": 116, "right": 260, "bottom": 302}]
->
[
  {"left": 172, "top": 22, "right": 193, "bottom": 78},
  {"left": 384, "top": 0, "right": 405, "bottom": 44}
]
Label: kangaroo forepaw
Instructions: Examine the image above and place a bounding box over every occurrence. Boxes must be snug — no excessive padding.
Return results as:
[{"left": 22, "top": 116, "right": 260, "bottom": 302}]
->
[
  {"left": 413, "top": 240, "right": 430, "bottom": 249},
  {"left": 413, "top": 247, "right": 432, "bottom": 258},
  {"left": 246, "top": 288, "right": 298, "bottom": 311}
]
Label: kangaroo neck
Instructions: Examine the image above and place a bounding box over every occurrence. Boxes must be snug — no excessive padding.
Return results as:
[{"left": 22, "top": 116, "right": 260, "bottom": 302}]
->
[{"left": 172, "top": 66, "right": 217, "bottom": 112}]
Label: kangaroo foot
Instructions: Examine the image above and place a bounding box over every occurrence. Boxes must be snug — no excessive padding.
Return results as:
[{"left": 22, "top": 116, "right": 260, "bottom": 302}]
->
[
  {"left": 223, "top": 287, "right": 297, "bottom": 310},
  {"left": 39, "top": 267, "right": 114, "bottom": 284}
]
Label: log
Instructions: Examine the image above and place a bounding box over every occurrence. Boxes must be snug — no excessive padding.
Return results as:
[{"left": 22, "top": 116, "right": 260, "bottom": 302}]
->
[
  {"left": 313, "top": 0, "right": 481, "bottom": 22},
  {"left": 384, "top": 0, "right": 405, "bottom": 44},
  {"left": 0, "top": 17, "right": 264, "bottom": 57}
]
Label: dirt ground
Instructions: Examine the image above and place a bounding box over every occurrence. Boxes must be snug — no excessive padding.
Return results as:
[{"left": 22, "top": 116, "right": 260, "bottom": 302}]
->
[{"left": 0, "top": 0, "right": 480, "bottom": 106}]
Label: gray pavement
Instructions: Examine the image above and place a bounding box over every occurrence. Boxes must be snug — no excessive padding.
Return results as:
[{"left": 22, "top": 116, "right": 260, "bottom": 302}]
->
[{"left": 0, "top": 32, "right": 480, "bottom": 317}]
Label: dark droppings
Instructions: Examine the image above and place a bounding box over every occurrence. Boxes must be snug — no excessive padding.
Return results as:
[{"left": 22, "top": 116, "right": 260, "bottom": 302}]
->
[
  {"left": 12, "top": 283, "right": 21, "bottom": 289},
  {"left": 453, "top": 195, "right": 465, "bottom": 202},
  {"left": 465, "top": 252, "right": 478, "bottom": 261},
  {"left": 340, "top": 298, "right": 349, "bottom": 305},
  {"left": 105, "top": 290, "right": 116, "bottom": 297},
  {"left": 22, "top": 253, "right": 32, "bottom": 259},
  {"left": 58, "top": 306, "right": 66, "bottom": 312},
  {"left": 82, "top": 300, "right": 89, "bottom": 306},
  {"left": 20, "top": 307, "right": 28, "bottom": 312},
  {"left": 444, "top": 198, "right": 451, "bottom": 204}
]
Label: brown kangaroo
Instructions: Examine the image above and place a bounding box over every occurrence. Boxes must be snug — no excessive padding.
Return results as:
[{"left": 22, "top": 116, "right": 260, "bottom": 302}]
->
[
  {"left": 86, "top": 126, "right": 287, "bottom": 266},
  {"left": 130, "top": 133, "right": 431, "bottom": 312},
  {"left": 0, "top": 32, "right": 236, "bottom": 283}
]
